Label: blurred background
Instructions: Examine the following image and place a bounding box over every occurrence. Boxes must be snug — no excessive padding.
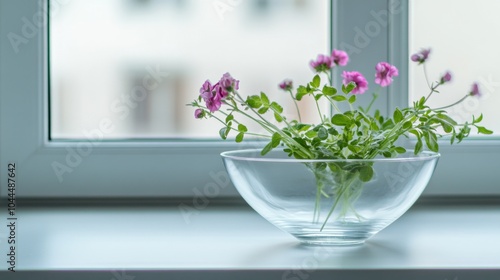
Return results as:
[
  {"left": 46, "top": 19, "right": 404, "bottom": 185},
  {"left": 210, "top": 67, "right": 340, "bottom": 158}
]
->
[{"left": 49, "top": 0, "right": 329, "bottom": 139}]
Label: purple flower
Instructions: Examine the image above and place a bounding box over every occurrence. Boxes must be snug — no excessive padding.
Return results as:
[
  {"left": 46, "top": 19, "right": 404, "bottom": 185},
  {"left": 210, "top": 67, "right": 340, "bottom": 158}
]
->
[
  {"left": 279, "top": 79, "right": 293, "bottom": 91},
  {"left": 199, "top": 80, "right": 222, "bottom": 113},
  {"left": 194, "top": 109, "right": 205, "bottom": 119},
  {"left": 310, "top": 54, "right": 333, "bottom": 72},
  {"left": 470, "top": 82, "right": 481, "bottom": 97},
  {"left": 219, "top": 72, "right": 239, "bottom": 92},
  {"left": 342, "top": 71, "right": 368, "bottom": 95},
  {"left": 199, "top": 80, "right": 213, "bottom": 100},
  {"left": 331, "top": 49, "right": 349, "bottom": 66},
  {"left": 411, "top": 48, "right": 431, "bottom": 64},
  {"left": 441, "top": 71, "right": 452, "bottom": 84},
  {"left": 374, "top": 62, "right": 399, "bottom": 87},
  {"left": 205, "top": 92, "right": 222, "bottom": 113}
]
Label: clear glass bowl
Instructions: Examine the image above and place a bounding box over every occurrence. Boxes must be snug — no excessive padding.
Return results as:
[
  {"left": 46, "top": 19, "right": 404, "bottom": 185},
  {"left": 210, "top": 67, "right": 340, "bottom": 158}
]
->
[{"left": 221, "top": 149, "right": 440, "bottom": 246}]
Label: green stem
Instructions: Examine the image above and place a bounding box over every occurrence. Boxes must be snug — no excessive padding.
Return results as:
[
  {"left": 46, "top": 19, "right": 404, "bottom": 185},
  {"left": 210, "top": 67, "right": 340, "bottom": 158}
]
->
[
  {"left": 202, "top": 107, "right": 272, "bottom": 139},
  {"left": 288, "top": 90, "right": 302, "bottom": 123},
  {"left": 365, "top": 93, "right": 379, "bottom": 113},
  {"left": 431, "top": 94, "right": 470, "bottom": 111},
  {"left": 229, "top": 95, "right": 314, "bottom": 158},
  {"left": 314, "top": 97, "right": 325, "bottom": 123},
  {"left": 320, "top": 174, "right": 356, "bottom": 231}
]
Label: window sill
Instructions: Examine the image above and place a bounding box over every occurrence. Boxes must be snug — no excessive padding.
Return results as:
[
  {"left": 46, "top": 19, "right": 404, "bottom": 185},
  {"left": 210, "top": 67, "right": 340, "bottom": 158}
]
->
[{"left": 2, "top": 200, "right": 500, "bottom": 279}]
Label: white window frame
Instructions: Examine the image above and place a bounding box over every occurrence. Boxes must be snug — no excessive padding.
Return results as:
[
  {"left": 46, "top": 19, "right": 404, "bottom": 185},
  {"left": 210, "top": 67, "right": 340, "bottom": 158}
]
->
[{"left": 1, "top": 0, "right": 498, "bottom": 199}]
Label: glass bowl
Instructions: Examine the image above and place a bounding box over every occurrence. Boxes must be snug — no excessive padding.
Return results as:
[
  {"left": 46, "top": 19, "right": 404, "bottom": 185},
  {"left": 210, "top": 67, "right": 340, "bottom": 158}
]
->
[{"left": 221, "top": 149, "right": 440, "bottom": 246}]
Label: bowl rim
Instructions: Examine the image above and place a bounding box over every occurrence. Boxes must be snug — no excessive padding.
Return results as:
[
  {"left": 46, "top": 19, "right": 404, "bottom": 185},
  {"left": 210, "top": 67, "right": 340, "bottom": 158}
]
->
[{"left": 220, "top": 149, "right": 440, "bottom": 163}]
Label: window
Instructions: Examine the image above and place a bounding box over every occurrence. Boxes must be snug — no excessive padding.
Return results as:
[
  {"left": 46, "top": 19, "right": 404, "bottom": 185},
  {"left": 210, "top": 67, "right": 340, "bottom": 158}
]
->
[
  {"left": 410, "top": 0, "right": 500, "bottom": 135},
  {"left": 49, "top": 0, "right": 329, "bottom": 139},
  {"left": 1, "top": 0, "right": 498, "bottom": 199}
]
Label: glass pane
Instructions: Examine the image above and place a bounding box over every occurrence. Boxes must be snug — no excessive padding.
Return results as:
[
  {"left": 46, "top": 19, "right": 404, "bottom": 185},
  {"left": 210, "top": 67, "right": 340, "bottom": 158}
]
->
[
  {"left": 50, "top": 0, "right": 329, "bottom": 139},
  {"left": 409, "top": 0, "right": 500, "bottom": 135}
]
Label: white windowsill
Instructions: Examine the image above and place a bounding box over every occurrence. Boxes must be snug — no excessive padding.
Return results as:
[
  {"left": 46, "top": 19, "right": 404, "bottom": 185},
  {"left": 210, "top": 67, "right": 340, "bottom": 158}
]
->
[{"left": 1, "top": 201, "right": 500, "bottom": 279}]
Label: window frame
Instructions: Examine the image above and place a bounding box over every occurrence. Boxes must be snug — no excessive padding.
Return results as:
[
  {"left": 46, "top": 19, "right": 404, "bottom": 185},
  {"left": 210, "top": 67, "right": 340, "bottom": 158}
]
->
[{"left": 1, "top": 0, "right": 499, "bottom": 199}]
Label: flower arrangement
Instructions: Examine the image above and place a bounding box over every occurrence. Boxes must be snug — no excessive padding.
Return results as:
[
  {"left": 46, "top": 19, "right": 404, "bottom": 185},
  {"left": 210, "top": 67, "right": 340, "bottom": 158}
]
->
[{"left": 189, "top": 49, "right": 492, "bottom": 228}]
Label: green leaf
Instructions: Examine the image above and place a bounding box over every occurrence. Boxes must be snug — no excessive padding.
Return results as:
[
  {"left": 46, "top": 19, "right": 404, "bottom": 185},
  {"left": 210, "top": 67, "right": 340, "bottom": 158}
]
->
[
  {"left": 311, "top": 75, "right": 321, "bottom": 88},
  {"left": 331, "top": 114, "right": 351, "bottom": 126},
  {"left": 322, "top": 86, "right": 337, "bottom": 96},
  {"left": 260, "top": 92, "right": 270, "bottom": 106},
  {"left": 418, "top": 96, "right": 426, "bottom": 108},
  {"left": 477, "top": 126, "right": 493, "bottom": 135},
  {"left": 450, "top": 133, "right": 456, "bottom": 145},
  {"left": 274, "top": 112, "right": 283, "bottom": 122},
  {"left": 402, "top": 121, "right": 412, "bottom": 130},
  {"left": 340, "top": 82, "right": 357, "bottom": 94},
  {"left": 359, "top": 166, "right": 374, "bottom": 182},
  {"left": 246, "top": 95, "right": 262, "bottom": 108},
  {"left": 409, "top": 128, "right": 421, "bottom": 137},
  {"left": 305, "top": 130, "right": 317, "bottom": 138},
  {"left": 436, "top": 113, "right": 457, "bottom": 126},
  {"left": 440, "top": 121, "right": 453, "bottom": 133},
  {"left": 331, "top": 95, "right": 347, "bottom": 102},
  {"left": 328, "top": 127, "right": 339, "bottom": 135},
  {"left": 261, "top": 141, "right": 273, "bottom": 156},
  {"left": 348, "top": 95, "right": 356, "bottom": 104},
  {"left": 270, "top": 102, "right": 284, "bottom": 114},
  {"left": 271, "top": 132, "right": 282, "bottom": 148},
  {"left": 474, "top": 113, "right": 483, "bottom": 124},
  {"left": 424, "top": 131, "right": 439, "bottom": 152},
  {"left": 314, "top": 94, "right": 323, "bottom": 101},
  {"left": 394, "top": 147, "right": 407, "bottom": 154},
  {"left": 317, "top": 127, "right": 328, "bottom": 140},
  {"left": 348, "top": 145, "right": 361, "bottom": 154},
  {"left": 237, "top": 124, "right": 248, "bottom": 133},
  {"left": 393, "top": 108, "right": 403, "bottom": 123},
  {"left": 235, "top": 132, "right": 244, "bottom": 143},
  {"left": 414, "top": 139, "right": 423, "bottom": 154},
  {"left": 225, "top": 114, "right": 234, "bottom": 123},
  {"left": 258, "top": 107, "right": 269, "bottom": 114},
  {"left": 219, "top": 127, "right": 229, "bottom": 140}
]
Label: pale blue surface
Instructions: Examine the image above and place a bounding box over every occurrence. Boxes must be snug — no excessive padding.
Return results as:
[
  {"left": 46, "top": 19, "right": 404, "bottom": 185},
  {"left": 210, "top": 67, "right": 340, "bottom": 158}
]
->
[{"left": 1, "top": 203, "right": 499, "bottom": 271}]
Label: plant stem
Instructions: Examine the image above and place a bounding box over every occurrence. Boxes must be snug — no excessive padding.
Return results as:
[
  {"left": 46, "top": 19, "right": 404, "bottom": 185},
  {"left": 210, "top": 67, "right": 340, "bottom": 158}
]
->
[
  {"left": 431, "top": 94, "right": 470, "bottom": 111},
  {"left": 365, "top": 92, "right": 379, "bottom": 113},
  {"left": 288, "top": 90, "right": 302, "bottom": 122},
  {"left": 230, "top": 94, "right": 314, "bottom": 158},
  {"left": 314, "top": 97, "right": 325, "bottom": 124}
]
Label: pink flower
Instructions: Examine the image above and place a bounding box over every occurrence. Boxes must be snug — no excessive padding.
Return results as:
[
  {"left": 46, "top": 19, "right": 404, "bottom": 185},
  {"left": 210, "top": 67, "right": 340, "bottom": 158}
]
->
[
  {"left": 310, "top": 54, "right": 333, "bottom": 72},
  {"left": 199, "top": 80, "right": 222, "bottom": 113},
  {"left": 411, "top": 48, "right": 431, "bottom": 64},
  {"left": 194, "top": 109, "right": 205, "bottom": 119},
  {"left": 200, "top": 80, "right": 213, "bottom": 102},
  {"left": 374, "top": 62, "right": 399, "bottom": 87},
  {"left": 219, "top": 72, "right": 239, "bottom": 92},
  {"left": 205, "top": 92, "right": 222, "bottom": 113},
  {"left": 279, "top": 79, "right": 293, "bottom": 91},
  {"left": 342, "top": 71, "right": 368, "bottom": 95},
  {"left": 441, "top": 71, "right": 452, "bottom": 84},
  {"left": 331, "top": 49, "right": 349, "bottom": 66},
  {"left": 470, "top": 83, "right": 480, "bottom": 97}
]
